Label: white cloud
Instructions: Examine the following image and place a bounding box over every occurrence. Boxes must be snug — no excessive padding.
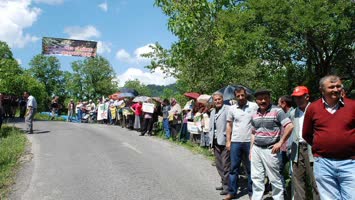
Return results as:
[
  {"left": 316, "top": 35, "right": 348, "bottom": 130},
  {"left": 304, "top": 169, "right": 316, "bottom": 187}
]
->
[
  {"left": 116, "top": 49, "right": 133, "bottom": 62},
  {"left": 116, "top": 43, "right": 155, "bottom": 63},
  {"left": 0, "top": 0, "right": 41, "bottom": 48},
  {"left": 97, "top": 41, "right": 111, "bottom": 54},
  {"left": 64, "top": 25, "right": 101, "bottom": 40},
  {"left": 34, "top": 0, "right": 64, "bottom": 5},
  {"left": 117, "top": 67, "right": 176, "bottom": 86},
  {"left": 98, "top": 2, "right": 108, "bottom": 12}
]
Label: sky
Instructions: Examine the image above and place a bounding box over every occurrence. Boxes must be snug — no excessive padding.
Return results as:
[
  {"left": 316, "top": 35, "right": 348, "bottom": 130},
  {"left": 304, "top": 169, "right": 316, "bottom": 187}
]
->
[{"left": 0, "top": 0, "right": 177, "bottom": 86}]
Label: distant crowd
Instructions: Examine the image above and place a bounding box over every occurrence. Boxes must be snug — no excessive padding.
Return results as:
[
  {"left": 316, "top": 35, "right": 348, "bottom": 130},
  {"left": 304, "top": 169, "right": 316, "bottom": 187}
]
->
[{"left": 0, "top": 75, "right": 354, "bottom": 200}]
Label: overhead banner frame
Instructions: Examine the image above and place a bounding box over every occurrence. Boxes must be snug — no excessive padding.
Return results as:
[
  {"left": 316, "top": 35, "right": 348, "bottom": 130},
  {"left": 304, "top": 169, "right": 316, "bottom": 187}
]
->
[{"left": 42, "top": 37, "right": 97, "bottom": 58}]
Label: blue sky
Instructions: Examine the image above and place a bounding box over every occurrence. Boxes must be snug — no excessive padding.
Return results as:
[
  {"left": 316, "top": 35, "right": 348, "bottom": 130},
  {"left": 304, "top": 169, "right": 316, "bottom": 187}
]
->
[{"left": 0, "top": 0, "right": 177, "bottom": 86}]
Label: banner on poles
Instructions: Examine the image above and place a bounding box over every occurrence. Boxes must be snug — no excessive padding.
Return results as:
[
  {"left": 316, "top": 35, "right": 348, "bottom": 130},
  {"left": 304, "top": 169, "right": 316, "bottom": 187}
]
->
[{"left": 42, "top": 37, "right": 97, "bottom": 57}]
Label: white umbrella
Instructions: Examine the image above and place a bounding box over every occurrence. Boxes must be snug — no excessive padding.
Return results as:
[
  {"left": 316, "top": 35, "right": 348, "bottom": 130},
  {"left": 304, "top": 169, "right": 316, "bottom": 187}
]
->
[
  {"left": 133, "top": 96, "right": 149, "bottom": 102},
  {"left": 197, "top": 94, "right": 211, "bottom": 104}
]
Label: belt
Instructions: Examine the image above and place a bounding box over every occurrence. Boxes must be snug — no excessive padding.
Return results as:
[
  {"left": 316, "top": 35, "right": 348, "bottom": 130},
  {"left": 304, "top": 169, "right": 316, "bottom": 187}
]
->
[{"left": 254, "top": 143, "right": 275, "bottom": 149}]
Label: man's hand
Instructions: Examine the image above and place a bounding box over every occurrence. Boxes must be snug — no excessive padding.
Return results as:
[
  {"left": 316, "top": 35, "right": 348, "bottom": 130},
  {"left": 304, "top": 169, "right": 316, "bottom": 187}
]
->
[
  {"left": 226, "top": 141, "right": 231, "bottom": 151},
  {"left": 271, "top": 142, "right": 282, "bottom": 154}
]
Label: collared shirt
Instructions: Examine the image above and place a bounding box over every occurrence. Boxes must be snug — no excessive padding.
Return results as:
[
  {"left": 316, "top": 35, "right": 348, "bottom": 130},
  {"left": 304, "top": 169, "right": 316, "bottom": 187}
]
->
[
  {"left": 227, "top": 101, "right": 258, "bottom": 142},
  {"left": 27, "top": 95, "right": 37, "bottom": 109},
  {"left": 251, "top": 105, "right": 291, "bottom": 147},
  {"left": 322, "top": 97, "right": 344, "bottom": 114}
]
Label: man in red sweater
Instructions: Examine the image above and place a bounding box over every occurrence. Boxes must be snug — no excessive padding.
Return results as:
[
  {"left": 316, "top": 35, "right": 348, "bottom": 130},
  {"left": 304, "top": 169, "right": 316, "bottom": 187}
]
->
[{"left": 303, "top": 75, "right": 355, "bottom": 200}]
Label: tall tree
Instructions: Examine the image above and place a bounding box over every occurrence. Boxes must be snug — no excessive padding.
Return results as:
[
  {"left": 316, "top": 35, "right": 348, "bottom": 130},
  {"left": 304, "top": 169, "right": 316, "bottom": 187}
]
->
[
  {"left": 68, "top": 56, "right": 118, "bottom": 100},
  {"left": 146, "top": 0, "right": 354, "bottom": 98},
  {"left": 28, "top": 54, "right": 65, "bottom": 97}
]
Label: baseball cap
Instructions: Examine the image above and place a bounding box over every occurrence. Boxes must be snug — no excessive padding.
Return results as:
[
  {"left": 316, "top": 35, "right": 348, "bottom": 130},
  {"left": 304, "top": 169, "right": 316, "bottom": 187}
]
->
[{"left": 291, "top": 86, "right": 309, "bottom": 96}]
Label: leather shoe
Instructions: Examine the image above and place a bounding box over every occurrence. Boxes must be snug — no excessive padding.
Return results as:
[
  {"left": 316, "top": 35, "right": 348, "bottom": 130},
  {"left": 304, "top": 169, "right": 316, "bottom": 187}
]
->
[
  {"left": 215, "top": 186, "right": 223, "bottom": 190},
  {"left": 219, "top": 190, "right": 228, "bottom": 195},
  {"left": 223, "top": 194, "right": 236, "bottom": 200}
]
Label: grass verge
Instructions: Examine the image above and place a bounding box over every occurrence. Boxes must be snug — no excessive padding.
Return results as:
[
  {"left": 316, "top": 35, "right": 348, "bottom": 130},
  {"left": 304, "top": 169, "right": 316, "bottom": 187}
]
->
[
  {"left": 0, "top": 126, "right": 27, "bottom": 199},
  {"left": 34, "top": 113, "right": 65, "bottom": 121},
  {"left": 154, "top": 123, "right": 214, "bottom": 161}
]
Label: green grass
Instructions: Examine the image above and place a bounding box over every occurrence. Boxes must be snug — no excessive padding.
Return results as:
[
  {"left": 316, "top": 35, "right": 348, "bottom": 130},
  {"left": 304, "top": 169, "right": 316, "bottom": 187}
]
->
[
  {"left": 34, "top": 113, "right": 65, "bottom": 121},
  {"left": 153, "top": 122, "right": 214, "bottom": 161},
  {"left": 0, "top": 126, "right": 27, "bottom": 199}
]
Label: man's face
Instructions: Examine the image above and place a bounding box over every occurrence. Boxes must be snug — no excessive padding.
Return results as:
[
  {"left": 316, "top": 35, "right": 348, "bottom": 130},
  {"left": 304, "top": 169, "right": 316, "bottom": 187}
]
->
[
  {"left": 213, "top": 95, "right": 223, "bottom": 109},
  {"left": 321, "top": 79, "right": 342, "bottom": 101},
  {"left": 277, "top": 98, "right": 285, "bottom": 110},
  {"left": 235, "top": 90, "right": 247, "bottom": 106},
  {"left": 23, "top": 92, "right": 29, "bottom": 99},
  {"left": 255, "top": 94, "right": 271, "bottom": 111},
  {"left": 294, "top": 94, "right": 309, "bottom": 108}
]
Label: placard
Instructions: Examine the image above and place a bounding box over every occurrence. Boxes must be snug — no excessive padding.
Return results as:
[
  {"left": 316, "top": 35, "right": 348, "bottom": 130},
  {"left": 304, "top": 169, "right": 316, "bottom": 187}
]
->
[{"left": 142, "top": 103, "right": 155, "bottom": 113}]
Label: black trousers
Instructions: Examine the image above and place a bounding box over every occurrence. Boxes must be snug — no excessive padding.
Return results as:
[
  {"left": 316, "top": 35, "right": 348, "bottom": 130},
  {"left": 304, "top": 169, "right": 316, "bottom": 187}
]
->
[
  {"left": 141, "top": 118, "right": 153, "bottom": 135},
  {"left": 292, "top": 143, "right": 320, "bottom": 200},
  {"left": 214, "top": 141, "right": 231, "bottom": 192}
]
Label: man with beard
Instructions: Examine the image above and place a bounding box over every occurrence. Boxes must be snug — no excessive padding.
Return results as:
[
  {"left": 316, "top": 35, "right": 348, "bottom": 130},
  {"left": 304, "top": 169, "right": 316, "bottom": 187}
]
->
[
  {"left": 250, "top": 89, "right": 294, "bottom": 200},
  {"left": 303, "top": 75, "right": 355, "bottom": 200}
]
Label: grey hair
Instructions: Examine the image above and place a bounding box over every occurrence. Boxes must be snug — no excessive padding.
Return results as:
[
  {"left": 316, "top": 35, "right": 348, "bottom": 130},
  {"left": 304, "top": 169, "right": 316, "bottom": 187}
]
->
[
  {"left": 319, "top": 75, "right": 341, "bottom": 90},
  {"left": 212, "top": 91, "right": 224, "bottom": 99}
]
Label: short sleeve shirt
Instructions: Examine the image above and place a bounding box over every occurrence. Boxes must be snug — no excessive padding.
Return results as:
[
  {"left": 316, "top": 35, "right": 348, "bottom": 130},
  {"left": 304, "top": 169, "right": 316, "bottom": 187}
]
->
[
  {"left": 251, "top": 105, "right": 291, "bottom": 147},
  {"left": 27, "top": 95, "right": 37, "bottom": 109},
  {"left": 227, "top": 101, "right": 258, "bottom": 142}
]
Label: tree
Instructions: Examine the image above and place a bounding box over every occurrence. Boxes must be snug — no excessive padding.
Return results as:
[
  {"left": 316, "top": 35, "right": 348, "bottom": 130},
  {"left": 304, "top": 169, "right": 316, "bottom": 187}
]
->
[
  {"left": 0, "top": 41, "right": 47, "bottom": 109},
  {"left": 146, "top": 0, "right": 354, "bottom": 98},
  {"left": 123, "top": 79, "right": 152, "bottom": 97},
  {"left": 68, "top": 56, "right": 118, "bottom": 100},
  {"left": 28, "top": 54, "right": 65, "bottom": 97}
]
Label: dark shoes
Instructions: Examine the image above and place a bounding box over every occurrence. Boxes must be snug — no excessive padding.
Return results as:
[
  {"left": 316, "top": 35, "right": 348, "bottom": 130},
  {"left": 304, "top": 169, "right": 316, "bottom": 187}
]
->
[
  {"left": 215, "top": 186, "right": 223, "bottom": 190},
  {"left": 223, "top": 194, "right": 237, "bottom": 200},
  {"left": 219, "top": 190, "right": 228, "bottom": 195},
  {"left": 139, "top": 133, "right": 145, "bottom": 136}
]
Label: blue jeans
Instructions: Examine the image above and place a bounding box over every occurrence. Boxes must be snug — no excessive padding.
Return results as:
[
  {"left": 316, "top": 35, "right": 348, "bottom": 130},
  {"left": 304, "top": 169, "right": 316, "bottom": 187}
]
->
[
  {"left": 229, "top": 142, "right": 252, "bottom": 196},
  {"left": 314, "top": 157, "right": 355, "bottom": 200},
  {"left": 163, "top": 118, "right": 170, "bottom": 139}
]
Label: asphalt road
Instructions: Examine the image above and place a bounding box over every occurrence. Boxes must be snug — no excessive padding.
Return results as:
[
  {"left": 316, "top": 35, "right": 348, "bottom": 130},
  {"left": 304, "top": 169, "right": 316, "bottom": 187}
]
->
[{"left": 9, "top": 120, "right": 250, "bottom": 200}]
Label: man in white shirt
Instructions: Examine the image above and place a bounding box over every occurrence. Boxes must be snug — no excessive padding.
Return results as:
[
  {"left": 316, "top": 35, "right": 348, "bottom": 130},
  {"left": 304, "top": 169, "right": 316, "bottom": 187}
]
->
[
  {"left": 225, "top": 87, "right": 258, "bottom": 200},
  {"left": 24, "top": 91, "right": 37, "bottom": 134}
]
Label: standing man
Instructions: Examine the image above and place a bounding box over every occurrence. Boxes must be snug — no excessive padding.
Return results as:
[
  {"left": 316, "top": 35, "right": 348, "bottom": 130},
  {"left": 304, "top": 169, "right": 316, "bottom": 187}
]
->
[
  {"left": 250, "top": 89, "right": 294, "bottom": 200},
  {"left": 289, "top": 86, "right": 319, "bottom": 200},
  {"left": 225, "top": 87, "right": 258, "bottom": 200},
  {"left": 50, "top": 96, "right": 59, "bottom": 120},
  {"left": 67, "top": 99, "right": 75, "bottom": 122},
  {"left": 24, "top": 91, "right": 37, "bottom": 134},
  {"left": 209, "top": 92, "right": 230, "bottom": 196},
  {"left": 162, "top": 99, "right": 171, "bottom": 139},
  {"left": 303, "top": 75, "right": 355, "bottom": 200}
]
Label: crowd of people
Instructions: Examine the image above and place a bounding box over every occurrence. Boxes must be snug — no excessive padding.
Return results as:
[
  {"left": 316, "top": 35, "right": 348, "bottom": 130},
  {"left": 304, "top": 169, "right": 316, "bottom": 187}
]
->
[{"left": 1, "top": 75, "right": 354, "bottom": 200}]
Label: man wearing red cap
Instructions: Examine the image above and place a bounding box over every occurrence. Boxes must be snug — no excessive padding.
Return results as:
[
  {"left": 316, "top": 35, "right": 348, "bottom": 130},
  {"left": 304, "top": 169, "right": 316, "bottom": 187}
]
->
[
  {"left": 303, "top": 75, "right": 355, "bottom": 200},
  {"left": 289, "top": 86, "right": 320, "bottom": 200}
]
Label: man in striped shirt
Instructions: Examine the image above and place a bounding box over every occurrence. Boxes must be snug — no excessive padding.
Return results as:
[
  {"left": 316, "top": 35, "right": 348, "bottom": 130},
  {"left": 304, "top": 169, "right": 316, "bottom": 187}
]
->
[{"left": 250, "top": 89, "right": 294, "bottom": 200}]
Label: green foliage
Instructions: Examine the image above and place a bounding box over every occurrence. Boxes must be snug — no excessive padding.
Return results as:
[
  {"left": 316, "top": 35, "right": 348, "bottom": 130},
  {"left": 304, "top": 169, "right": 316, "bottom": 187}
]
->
[
  {"left": 0, "top": 126, "right": 27, "bottom": 198},
  {"left": 67, "top": 56, "right": 118, "bottom": 101},
  {"left": 146, "top": 0, "right": 354, "bottom": 98},
  {"left": 28, "top": 54, "right": 65, "bottom": 97},
  {"left": 122, "top": 79, "right": 152, "bottom": 96},
  {"left": 146, "top": 83, "right": 177, "bottom": 97}
]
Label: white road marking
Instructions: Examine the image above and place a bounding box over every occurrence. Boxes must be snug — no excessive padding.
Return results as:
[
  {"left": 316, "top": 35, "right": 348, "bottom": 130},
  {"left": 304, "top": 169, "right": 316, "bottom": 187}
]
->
[{"left": 122, "top": 142, "right": 142, "bottom": 154}]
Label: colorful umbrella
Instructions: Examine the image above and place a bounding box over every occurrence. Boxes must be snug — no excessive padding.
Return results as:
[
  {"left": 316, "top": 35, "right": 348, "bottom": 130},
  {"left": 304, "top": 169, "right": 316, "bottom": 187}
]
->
[{"left": 184, "top": 92, "right": 200, "bottom": 99}]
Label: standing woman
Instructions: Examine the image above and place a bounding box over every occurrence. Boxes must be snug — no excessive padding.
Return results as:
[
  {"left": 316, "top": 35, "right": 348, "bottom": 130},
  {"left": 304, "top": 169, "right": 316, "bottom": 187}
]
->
[
  {"left": 131, "top": 101, "right": 143, "bottom": 131},
  {"left": 50, "top": 96, "right": 59, "bottom": 120}
]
